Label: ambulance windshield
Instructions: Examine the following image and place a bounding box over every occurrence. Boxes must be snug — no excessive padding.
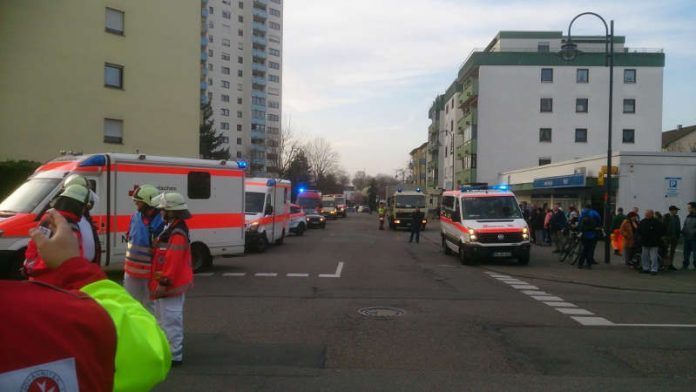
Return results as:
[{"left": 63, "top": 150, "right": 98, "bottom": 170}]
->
[
  {"left": 0, "top": 178, "right": 61, "bottom": 214},
  {"left": 462, "top": 196, "right": 522, "bottom": 220},
  {"left": 245, "top": 192, "right": 266, "bottom": 214},
  {"left": 395, "top": 195, "right": 425, "bottom": 208},
  {"left": 321, "top": 200, "right": 335, "bottom": 207},
  {"left": 297, "top": 197, "right": 319, "bottom": 210}
]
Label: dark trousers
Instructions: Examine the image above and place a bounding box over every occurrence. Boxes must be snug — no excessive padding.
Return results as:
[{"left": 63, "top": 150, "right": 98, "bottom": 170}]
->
[
  {"left": 409, "top": 228, "right": 420, "bottom": 243},
  {"left": 578, "top": 238, "right": 597, "bottom": 267},
  {"left": 684, "top": 239, "right": 696, "bottom": 268}
]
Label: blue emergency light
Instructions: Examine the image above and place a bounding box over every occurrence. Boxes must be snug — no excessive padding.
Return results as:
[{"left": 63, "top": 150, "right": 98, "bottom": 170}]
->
[
  {"left": 416, "top": 187, "right": 421, "bottom": 192},
  {"left": 267, "top": 179, "right": 277, "bottom": 186},
  {"left": 237, "top": 160, "right": 248, "bottom": 169},
  {"left": 78, "top": 154, "right": 106, "bottom": 167},
  {"left": 298, "top": 187, "right": 306, "bottom": 193},
  {"left": 495, "top": 184, "right": 509, "bottom": 191}
]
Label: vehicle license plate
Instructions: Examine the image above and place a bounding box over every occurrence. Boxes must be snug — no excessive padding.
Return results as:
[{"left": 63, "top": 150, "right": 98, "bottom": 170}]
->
[{"left": 493, "top": 251, "right": 512, "bottom": 257}]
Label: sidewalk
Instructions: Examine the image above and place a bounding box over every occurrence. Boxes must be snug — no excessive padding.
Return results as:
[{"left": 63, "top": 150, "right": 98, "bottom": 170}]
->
[{"left": 420, "top": 223, "right": 696, "bottom": 294}]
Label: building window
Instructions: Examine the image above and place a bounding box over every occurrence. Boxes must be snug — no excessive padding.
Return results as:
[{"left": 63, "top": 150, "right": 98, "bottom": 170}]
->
[
  {"left": 623, "top": 129, "right": 635, "bottom": 143},
  {"left": 269, "top": 48, "right": 280, "bottom": 56},
  {"left": 208, "top": 78, "right": 213, "bottom": 86},
  {"left": 237, "top": 124, "right": 242, "bottom": 131},
  {"left": 237, "top": 137, "right": 242, "bottom": 145},
  {"left": 271, "top": 0, "right": 282, "bottom": 4},
  {"left": 268, "top": 100, "right": 279, "bottom": 109},
  {"left": 103, "top": 118, "right": 123, "bottom": 144},
  {"left": 269, "top": 21, "right": 281, "bottom": 30},
  {"left": 105, "top": 8, "right": 124, "bottom": 35},
  {"left": 623, "top": 99, "right": 636, "bottom": 113},
  {"left": 222, "top": 10, "right": 231, "bottom": 19},
  {"left": 221, "top": 108, "right": 229, "bottom": 116},
  {"left": 541, "top": 68, "right": 553, "bottom": 82},
  {"left": 539, "top": 158, "right": 551, "bottom": 166},
  {"left": 539, "top": 128, "right": 552, "bottom": 143},
  {"left": 575, "top": 128, "right": 588, "bottom": 143},
  {"left": 239, "top": 1, "right": 244, "bottom": 8},
  {"left": 222, "top": 52, "right": 230, "bottom": 61},
  {"left": 221, "top": 122, "right": 230, "bottom": 130},
  {"left": 208, "top": 63, "right": 215, "bottom": 71},
  {"left": 238, "top": 56, "right": 243, "bottom": 64},
  {"left": 237, "top": 111, "right": 243, "bottom": 118},
  {"left": 576, "top": 68, "right": 589, "bottom": 83},
  {"left": 537, "top": 42, "right": 549, "bottom": 52},
  {"left": 222, "top": 38, "right": 231, "bottom": 47},
  {"left": 576, "top": 98, "right": 589, "bottom": 113},
  {"left": 237, "top": 70, "right": 243, "bottom": 77},
  {"left": 237, "top": 151, "right": 242, "bottom": 158},
  {"left": 268, "top": 114, "right": 279, "bottom": 122},
  {"left": 221, "top": 94, "right": 229, "bottom": 102},
  {"left": 238, "top": 29, "right": 243, "bottom": 37},
  {"left": 208, "top": 21, "right": 214, "bottom": 29},
  {"left": 222, "top": 66, "right": 230, "bottom": 75},
  {"left": 208, "top": 6, "right": 214, "bottom": 14},
  {"left": 187, "top": 172, "right": 211, "bottom": 200},
  {"left": 624, "top": 69, "right": 637, "bottom": 83},
  {"left": 104, "top": 63, "right": 123, "bottom": 89},
  {"left": 268, "top": 74, "right": 280, "bottom": 82},
  {"left": 269, "top": 61, "right": 280, "bottom": 70},
  {"left": 237, "top": 98, "right": 243, "bottom": 104},
  {"left": 252, "top": 96, "right": 266, "bottom": 105},
  {"left": 270, "top": 8, "right": 281, "bottom": 17},
  {"left": 540, "top": 98, "right": 553, "bottom": 113},
  {"left": 238, "top": 16, "right": 244, "bottom": 23},
  {"left": 252, "top": 110, "right": 264, "bottom": 119},
  {"left": 207, "top": 92, "right": 212, "bottom": 101},
  {"left": 221, "top": 80, "right": 230, "bottom": 88},
  {"left": 208, "top": 49, "right": 214, "bottom": 57}
]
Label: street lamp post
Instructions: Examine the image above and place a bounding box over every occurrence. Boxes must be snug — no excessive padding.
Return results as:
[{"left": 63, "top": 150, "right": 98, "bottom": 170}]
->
[{"left": 560, "top": 12, "right": 614, "bottom": 264}]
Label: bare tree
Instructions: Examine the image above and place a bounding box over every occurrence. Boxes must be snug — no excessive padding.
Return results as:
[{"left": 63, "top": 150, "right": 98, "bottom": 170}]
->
[
  {"left": 271, "top": 127, "right": 303, "bottom": 177},
  {"left": 305, "top": 137, "right": 339, "bottom": 180}
]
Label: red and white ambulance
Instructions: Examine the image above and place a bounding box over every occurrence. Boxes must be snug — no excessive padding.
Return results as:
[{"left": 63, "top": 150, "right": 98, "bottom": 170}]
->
[
  {"left": 244, "top": 177, "right": 291, "bottom": 252},
  {"left": 0, "top": 153, "right": 246, "bottom": 277},
  {"left": 440, "top": 185, "right": 530, "bottom": 265}
]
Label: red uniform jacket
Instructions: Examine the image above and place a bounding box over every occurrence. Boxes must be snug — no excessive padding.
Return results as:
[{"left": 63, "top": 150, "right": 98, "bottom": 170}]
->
[
  {"left": 0, "top": 258, "right": 116, "bottom": 391},
  {"left": 23, "top": 210, "right": 83, "bottom": 278},
  {"left": 150, "top": 219, "right": 193, "bottom": 298}
]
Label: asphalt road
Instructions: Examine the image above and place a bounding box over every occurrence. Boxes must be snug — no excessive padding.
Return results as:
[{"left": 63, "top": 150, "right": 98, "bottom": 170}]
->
[{"left": 154, "top": 213, "right": 696, "bottom": 392}]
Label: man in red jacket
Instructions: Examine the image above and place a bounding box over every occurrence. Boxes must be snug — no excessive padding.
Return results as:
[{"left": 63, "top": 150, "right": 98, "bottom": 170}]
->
[{"left": 1, "top": 210, "right": 171, "bottom": 391}]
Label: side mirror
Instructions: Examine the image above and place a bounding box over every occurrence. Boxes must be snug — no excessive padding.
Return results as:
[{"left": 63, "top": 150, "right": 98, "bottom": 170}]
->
[{"left": 452, "top": 212, "right": 461, "bottom": 222}]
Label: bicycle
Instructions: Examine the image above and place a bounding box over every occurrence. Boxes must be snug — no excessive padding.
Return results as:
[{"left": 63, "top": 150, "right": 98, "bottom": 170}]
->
[{"left": 559, "top": 231, "right": 582, "bottom": 265}]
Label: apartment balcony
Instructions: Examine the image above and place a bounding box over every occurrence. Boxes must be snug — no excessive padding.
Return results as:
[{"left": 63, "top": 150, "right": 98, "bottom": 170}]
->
[
  {"left": 200, "top": 51, "right": 208, "bottom": 62},
  {"left": 251, "top": 89, "right": 266, "bottom": 98},
  {"left": 251, "top": 117, "right": 266, "bottom": 125},
  {"left": 251, "top": 157, "right": 266, "bottom": 165},
  {"left": 251, "top": 130, "right": 265, "bottom": 139},
  {"left": 254, "top": 0, "right": 268, "bottom": 7},
  {"left": 200, "top": 81, "right": 208, "bottom": 90},
  {"left": 200, "top": 36, "right": 208, "bottom": 47},
  {"left": 252, "top": 35, "right": 267, "bottom": 46},
  {"left": 200, "top": 95, "right": 209, "bottom": 105},
  {"left": 253, "top": 9, "right": 268, "bottom": 19},
  {"left": 252, "top": 49, "right": 267, "bottom": 59},
  {"left": 201, "top": 8, "right": 208, "bottom": 17},
  {"left": 251, "top": 143, "right": 266, "bottom": 152},
  {"left": 456, "top": 139, "right": 477, "bottom": 158},
  {"left": 458, "top": 109, "right": 477, "bottom": 131},
  {"left": 252, "top": 63, "right": 267, "bottom": 73},
  {"left": 457, "top": 79, "right": 478, "bottom": 106},
  {"left": 252, "top": 22, "right": 267, "bottom": 32},
  {"left": 428, "top": 141, "right": 439, "bottom": 153},
  {"left": 457, "top": 169, "right": 477, "bottom": 185},
  {"left": 252, "top": 76, "right": 266, "bottom": 85}
]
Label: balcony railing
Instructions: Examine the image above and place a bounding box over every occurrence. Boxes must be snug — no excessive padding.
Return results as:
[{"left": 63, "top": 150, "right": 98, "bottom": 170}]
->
[
  {"left": 253, "top": 9, "right": 268, "bottom": 19},
  {"left": 252, "top": 22, "right": 267, "bottom": 32},
  {"left": 252, "top": 49, "right": 267, "bottom": 59},
  {"left": 252, "top": 63, "right": 266, "bottom": 72},
  {"left": 201, "top": 8, "right": 208, "bottom": 17},
  {"left": 252, "top": 76, "right": 266, "bottom": 85},
  {"left": 252, "top": 35, "right": 267, "bottom": 46},
  {"left": 200, "top": 36, "right": 208, "bottom": 47},
  {"left": 200, "top": 81, "right": 207, "bottom": 90},
  {"left": 200, "top": 51, "right": 208, "bottom": 61}
]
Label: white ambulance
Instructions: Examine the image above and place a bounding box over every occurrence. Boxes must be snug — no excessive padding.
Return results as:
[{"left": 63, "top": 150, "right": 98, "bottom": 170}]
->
[
  {"left": 0, "top": 153, "right": 246, "bottom": 277},
  {"left": 440, "top": 185, "right": 531, "bottom": 265},
  {"left": 244, "top": 177, "right": 291, "bottom": 252}
]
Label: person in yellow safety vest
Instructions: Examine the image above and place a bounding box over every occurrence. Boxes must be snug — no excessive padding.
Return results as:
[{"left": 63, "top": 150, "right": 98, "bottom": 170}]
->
[
  {"left": 378, "top": 202, "right": 386, "bottom": 230},
  {"left": 124, "top": 185, "right": 165, "bottom": 313}
]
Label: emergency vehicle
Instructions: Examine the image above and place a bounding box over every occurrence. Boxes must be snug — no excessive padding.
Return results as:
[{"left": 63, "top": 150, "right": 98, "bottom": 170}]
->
[
  {"left": 385, "top": 185, "right": 427, "bottom": 230},
  {"left": 244, "top": 177, "right": 291, "bottom": 252},
  {"left": 327, "top": 194, "right": 348, "bottom": 217},
  {"left": 440, "top": 184, "right": 530, "bottom": 265},
  {"left": 0, "top": 153, "right": 246, "bottom": 277},
  {"left": 296, "top": 190, "right": 321, "bottom": 213},
  {"left": 288, "top": 204, "right": 306, "bottom": 236},
  {"left": 320, "top": 195, "right": 338, "bottom": 219}
]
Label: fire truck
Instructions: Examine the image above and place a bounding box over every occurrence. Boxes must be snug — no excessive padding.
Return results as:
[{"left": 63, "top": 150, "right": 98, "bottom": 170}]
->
[
  {"left": 440, "top": 184, "right": 530, "bottom": 265},
  {"left": 0, "top": 153, "right": 246, "bottom": 277},
  {"left": 385, "top": 184, "right": 427, "bottom": 230},
  {"left": 244, "top": 177, "right": 291, "bottom": 252}
]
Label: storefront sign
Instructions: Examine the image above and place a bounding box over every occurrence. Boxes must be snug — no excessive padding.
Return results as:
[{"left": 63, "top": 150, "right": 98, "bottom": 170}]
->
[
  {"left": 665, "top": 177, "right": 681, "bottom": 197},
  {"left": 533, "top": 174, "right": 586, "bottom": 189}
]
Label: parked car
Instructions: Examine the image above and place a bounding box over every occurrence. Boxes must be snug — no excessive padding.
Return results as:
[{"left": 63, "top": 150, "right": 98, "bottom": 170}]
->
[
  {"left": 305, "top": 211, "right": 326, "bottom": 229},
  {"left": 288, "top": 204, "right": 306, "bottom": 236},
  {"left": 358, "top": 205, "right": 371, "bottom": 213}
]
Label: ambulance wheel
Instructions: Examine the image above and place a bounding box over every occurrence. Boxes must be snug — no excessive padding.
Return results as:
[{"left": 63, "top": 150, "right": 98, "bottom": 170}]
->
[
  {"left": 257, "top": 235, "right": 269, "bottom": 253},
  {"left": 442, "top": 236, "right": 452, "bottom": 255},
  {"left": 275, "top": 230, "right": 285, "bottom": 245},
  {"left": 296, "top": 223, "right": 305, "bottom": 236},
  {"left": 191, "top": 243, "right": 211, "bottom": 272},
  {"left": 459, "top": 243, "right": 473, "bottom": 265}
]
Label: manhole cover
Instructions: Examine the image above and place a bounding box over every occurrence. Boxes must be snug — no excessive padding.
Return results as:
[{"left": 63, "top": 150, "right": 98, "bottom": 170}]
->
[{"left": 358, "top": 306, "right": 406, "bottom": 318}]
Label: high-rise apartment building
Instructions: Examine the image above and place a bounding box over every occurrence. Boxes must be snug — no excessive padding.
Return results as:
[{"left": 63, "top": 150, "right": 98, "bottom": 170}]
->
[
  {"left": 426, "top": 31, "right": 665, "bottom": 188},
  {"left": 0, "top": 1, "right": 201, "bottom": 162},
  {"left": 201, "top": 0, "right": 283, "bottom": 176}
]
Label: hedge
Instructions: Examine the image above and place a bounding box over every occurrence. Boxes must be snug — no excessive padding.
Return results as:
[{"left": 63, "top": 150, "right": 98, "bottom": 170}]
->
[{"left": 0, "top": 160, "right": 42, "bottom": 201}]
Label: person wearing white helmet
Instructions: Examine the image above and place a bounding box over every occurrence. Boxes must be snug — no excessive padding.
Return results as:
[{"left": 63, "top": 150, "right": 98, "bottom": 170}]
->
[
  {"left": 23, "top": 184, "right": 89, "bottom": 278},
  {"left": 149, "top": 192, "right": 193, "bottom": 367},
  {"left": 63, "top": 174, "right": 101, "bottom": 265},
  {"left": 124, "top": 184, "right": 165, "bottom": 312}
]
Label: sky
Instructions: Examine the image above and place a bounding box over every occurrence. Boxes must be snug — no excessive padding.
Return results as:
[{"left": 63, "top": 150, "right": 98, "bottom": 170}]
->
[{"left": 282, "top": 0, "right": 696, "bottom": 177}]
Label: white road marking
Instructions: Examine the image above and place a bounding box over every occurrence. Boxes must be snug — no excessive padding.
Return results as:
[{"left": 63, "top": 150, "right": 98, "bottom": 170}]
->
[
  {"left": 521, "top": 290, "right": 549, "bottom": 296},
  {"left": 612, "top": 323, "right": 696, "bottom": 328},
  {"left": 498, "top": 279, "right": 528, "bottom": 285},
  {"left": 511, "top": 285, "right": 539, "bottom": 290},
  {"left": 319, "top": 261, "right": 344, "bottom": 278},
  {"left": 542, "top": 301, "right": 578, "bottom": 308},
  {"left": 195, "top": 272, "right": 214, "bottom": 277},
  {"left": 571, "top": 316, "right": 615, "bottom": 326},
  {"left": 530, "top": 295, "right": 565, "bottom": 302},
  {"left": 222, "top": 272, "right": 247, "bottom": 277},
  {"left": 287, "top": 273, "right": 310, "bottom": 277},
  {"left": 556, "top": 308, "right": 595, "bottom": 316},
  {"left": 255, "top": 273, "right": 278, "bottom": 277}
]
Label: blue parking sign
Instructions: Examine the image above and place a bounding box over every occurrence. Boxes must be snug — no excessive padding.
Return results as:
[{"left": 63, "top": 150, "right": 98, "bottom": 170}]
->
[{"left": 665, "top": 177, "right": 681, "bottom": 196}]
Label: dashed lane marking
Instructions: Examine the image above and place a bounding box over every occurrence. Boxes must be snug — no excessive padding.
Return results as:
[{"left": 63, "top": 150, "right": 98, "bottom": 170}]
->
[
  {"left": 255, "top": 272, "right": 278, "bottom": 277},
  {"left": 195, "top": 263, "right": 346, "bottom": 279},
  {"left": 287, "top": 273, "right": 310, "bottom": 277},
  {"left": 195, "top": 272, "right": 214, "bottom": 277},
  {"left": 319, "top": 261, "right": 344, "bottom": 278},
  {"left": 485, "top": 271, "right": 696, "bottom": 328},
  {"left": 222, "top": 272, "right": 247, "bottom": 277}
]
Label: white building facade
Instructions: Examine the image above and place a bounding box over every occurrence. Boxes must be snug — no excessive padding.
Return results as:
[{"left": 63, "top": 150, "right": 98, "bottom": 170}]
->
[
  {"left": 426, "top": 31, "right": 665, "bottom": 189},
  {"left": 201, "top": 0, "right": 283, "bottom": 175}
]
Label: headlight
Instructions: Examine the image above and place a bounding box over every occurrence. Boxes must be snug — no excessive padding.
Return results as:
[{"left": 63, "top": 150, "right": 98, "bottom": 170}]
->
[
  {"left": 306, "top": 217, "right": 310, "bottom": 222},
  {"left": 468, "top": 229, "right": 475, "bottom": 235},
  {"left": 421, "top": 220, "right": 427, "bottom": 224},
  {"left": 246, "top": 222, "right": 259, "bottom": 232},
  {"left": 522, "top": 227, "right": 528, "bottom": 234},
  {"left": 394, "top": 219, "right": 401, "bottom": 224},
  {"left": 320, "top": 217, "right": 325, "bottom": 221},
  {"left": 522, "top": 233, "right": 529, "bottom": 240},
  {"left": 470, "top": 234, "right": 478, "bottom": 241}
]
